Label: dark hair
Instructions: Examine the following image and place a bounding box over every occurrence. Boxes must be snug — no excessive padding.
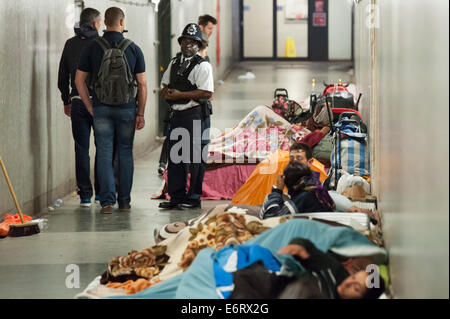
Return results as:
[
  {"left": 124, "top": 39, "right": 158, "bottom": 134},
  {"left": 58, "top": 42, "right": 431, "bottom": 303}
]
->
[
  {"left": 80, "top": 8, "right": 100, "bottom": 27},
  {"left": 290, "top": 142, "right": 312, "bottom": 160},
  {"left": 105, "top": 7, "right": 125, "bottom": 27},
  {"left": 363, "top": 275, "right": 386, "bottom": 299},
  {"left": 198, "top": 14, "right": 217, "bottom": 26},
  {"left": 277, "top": 275, "right": 328, "bottom": 299},
  {"left": 283, "top": 162, "right": 312, "bottom": 190}
]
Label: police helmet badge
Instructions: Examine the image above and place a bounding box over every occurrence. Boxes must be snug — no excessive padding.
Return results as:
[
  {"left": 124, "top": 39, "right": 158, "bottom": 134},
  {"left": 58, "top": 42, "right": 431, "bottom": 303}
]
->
[{"left": 187, "top": 24, "right": 197, "bottom": 36}]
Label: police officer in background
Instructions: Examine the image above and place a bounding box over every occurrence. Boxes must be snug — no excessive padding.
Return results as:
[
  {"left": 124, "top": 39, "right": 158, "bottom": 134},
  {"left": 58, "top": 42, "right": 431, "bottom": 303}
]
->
[{"left": 158, "top": 23, "right": 214, "bottom": 210}]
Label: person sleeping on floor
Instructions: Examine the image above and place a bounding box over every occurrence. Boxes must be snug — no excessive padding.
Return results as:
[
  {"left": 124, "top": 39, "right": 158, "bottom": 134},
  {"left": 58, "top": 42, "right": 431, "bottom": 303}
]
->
[
  {"left": 228, "top": 237, "right": 386, "bottom": 299},
  {"left": 260, "top": 162, "right": 336, "bottom": 219}
]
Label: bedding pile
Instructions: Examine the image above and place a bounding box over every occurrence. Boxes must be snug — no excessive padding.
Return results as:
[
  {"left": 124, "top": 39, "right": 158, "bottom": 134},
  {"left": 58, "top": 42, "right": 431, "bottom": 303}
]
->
[
  {"left": 207, "top": 105, "right": 310, "bottom": 163},
  {"left": 76, "top": 202, "right": 386, "bottom": 299},
  {"left": 152, "top": 105, "right": 311, "bottom": 201},
  {"left": 100, "top": 245, "right": 169, "bottom": 285},
  {"left": 178, "top": 211, "right": 271, "bottom": 269}
]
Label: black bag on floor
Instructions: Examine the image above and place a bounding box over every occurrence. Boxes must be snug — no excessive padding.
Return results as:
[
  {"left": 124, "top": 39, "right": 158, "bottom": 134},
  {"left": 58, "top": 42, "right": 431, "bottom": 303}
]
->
[{"left": 326, "top": 90, "right": 355, "bottom": 109}]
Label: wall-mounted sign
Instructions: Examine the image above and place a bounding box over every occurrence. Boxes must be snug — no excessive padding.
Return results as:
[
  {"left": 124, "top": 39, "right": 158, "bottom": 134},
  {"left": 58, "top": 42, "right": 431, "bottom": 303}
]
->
[
  {"left": 285, "top": 0, "right": 308, "bottom": 20},
  {"left": 312, "top": 12, "right": 327, "bottom": 27},
  {"left": 315, "top": 0, "right": 324, "bottom": 12}
]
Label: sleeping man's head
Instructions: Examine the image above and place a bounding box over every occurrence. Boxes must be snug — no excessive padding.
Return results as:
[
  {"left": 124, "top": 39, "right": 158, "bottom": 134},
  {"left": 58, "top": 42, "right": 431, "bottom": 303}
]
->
[
  {"left": 277, "top": 269, "right": 386, "bottom": 299},
  {"left": 289, "top": 143, "right": 314, "bottom": 167},
  {"left": 337, "top": 270, "right": 385, "bottom": 299}
]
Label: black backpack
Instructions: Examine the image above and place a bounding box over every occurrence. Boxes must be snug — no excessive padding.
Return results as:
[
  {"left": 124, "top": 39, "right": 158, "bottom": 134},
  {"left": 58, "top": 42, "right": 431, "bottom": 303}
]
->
[{"left": 94, "top": 38, "right": 138, "bottom": 105}]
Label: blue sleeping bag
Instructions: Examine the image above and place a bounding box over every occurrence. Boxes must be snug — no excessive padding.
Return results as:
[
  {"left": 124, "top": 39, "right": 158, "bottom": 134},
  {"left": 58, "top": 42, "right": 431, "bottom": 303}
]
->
[{"left": 108, "top": 219, "right": 387, "bottom": 299}]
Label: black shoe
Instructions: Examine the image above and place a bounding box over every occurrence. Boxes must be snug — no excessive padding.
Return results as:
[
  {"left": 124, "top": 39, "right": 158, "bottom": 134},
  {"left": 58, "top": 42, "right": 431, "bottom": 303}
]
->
[
  {"left": 100, "top": 204, "right": 115, "bottom": 214},
  {"left": 158, "top": 201, "right": 182, "bottom": 210},
  {"left": 180, "top": 202, "right": 201, "bottom": 209},
  {"left": 119, "top": 203, "right": 131, "bottom": 211},
  {"left": 158, "top": 163, "right": 167, "bottom": 175}
]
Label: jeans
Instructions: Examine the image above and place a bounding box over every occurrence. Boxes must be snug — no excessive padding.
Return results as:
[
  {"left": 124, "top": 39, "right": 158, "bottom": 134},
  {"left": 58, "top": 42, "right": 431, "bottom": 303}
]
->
[
  {"left": 93, "top": 106, "right": 136, "bottom": 207},
  {"left": 71, "top": 99, "right": 99, "bottom": 200}
]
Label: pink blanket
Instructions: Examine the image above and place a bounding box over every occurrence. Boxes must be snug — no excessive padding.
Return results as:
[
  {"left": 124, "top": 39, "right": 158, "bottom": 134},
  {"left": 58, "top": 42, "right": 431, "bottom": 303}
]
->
[{"left": 154, "top": 164, "right": 257, "bottom": 200}]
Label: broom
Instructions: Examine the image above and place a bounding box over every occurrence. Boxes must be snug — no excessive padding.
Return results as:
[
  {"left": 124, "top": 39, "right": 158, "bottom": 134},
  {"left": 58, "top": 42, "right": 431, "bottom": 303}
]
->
[{"left": 0, "top": 156, "right": 40, "bottom": 237}]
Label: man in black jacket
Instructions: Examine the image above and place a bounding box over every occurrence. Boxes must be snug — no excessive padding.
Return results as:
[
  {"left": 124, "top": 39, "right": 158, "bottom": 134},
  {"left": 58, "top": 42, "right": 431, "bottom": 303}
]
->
[
  {"left": 229, "top": 238, "right": 385, "bottom": 299},
  {"left": 58, "top": 8, "right": 102, "bottom": 207}
]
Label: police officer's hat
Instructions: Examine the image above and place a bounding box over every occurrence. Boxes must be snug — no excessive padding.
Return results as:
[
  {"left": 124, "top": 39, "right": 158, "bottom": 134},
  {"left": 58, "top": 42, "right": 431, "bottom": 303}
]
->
[{"left": 178, "top": 23, "right": 203, "bottom": 46}]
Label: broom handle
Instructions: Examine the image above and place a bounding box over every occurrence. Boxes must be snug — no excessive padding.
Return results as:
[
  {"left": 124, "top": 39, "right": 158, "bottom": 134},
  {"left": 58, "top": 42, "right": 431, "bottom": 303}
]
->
[{"left": 0, "top": 157, "right": 25, "bottom": 224}]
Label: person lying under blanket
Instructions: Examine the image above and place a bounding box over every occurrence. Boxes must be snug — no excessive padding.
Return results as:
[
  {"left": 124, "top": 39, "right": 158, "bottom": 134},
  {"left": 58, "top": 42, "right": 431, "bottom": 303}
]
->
[
  {"left": 233, "top": 142, "right": 375, "bottom": 218},
  {"left": 261, "top": 162, "right": 336, "bottom": 219},
  {"left": 228, "top": 237, "right": 385, "bottom": 299},
  {"left": 105, "top": 218, "right": 387, "bottom": 299}
]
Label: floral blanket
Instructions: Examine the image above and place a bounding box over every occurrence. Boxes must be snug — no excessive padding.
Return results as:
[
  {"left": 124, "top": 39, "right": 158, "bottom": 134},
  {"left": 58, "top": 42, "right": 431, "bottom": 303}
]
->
[{"left": 208, "top": 105, "right": 311, "bottom": 163}]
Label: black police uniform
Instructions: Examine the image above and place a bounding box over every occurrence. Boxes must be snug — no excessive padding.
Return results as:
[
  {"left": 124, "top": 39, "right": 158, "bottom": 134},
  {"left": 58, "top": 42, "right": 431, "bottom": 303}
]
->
[{"left": 160, "top": 24, "right": 213, "bottom": 209}]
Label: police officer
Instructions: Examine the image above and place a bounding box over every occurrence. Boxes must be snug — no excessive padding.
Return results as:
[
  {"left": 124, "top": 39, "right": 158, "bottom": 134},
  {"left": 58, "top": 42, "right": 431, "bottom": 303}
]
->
[{"left": 158, "top": 23, "right": 214, "bottom": 210}]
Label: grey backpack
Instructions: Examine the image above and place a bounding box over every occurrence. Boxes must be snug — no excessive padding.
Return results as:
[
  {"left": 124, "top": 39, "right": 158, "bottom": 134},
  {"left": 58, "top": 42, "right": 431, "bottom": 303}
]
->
[{"left": 94, "top": 38, "right": 138, "bottom": 105}]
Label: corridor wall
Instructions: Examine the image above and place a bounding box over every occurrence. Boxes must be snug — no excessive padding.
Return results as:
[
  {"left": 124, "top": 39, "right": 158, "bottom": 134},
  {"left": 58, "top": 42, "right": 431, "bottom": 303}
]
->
[{"left": 354, "top": 0, "right": 449, "bottom": 298}]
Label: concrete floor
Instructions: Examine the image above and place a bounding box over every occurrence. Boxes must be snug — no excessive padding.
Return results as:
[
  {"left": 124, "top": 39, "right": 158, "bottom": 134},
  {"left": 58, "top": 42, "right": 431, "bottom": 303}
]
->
[{"left": 0, "top": 61, "right": 353, "bottom": 299}]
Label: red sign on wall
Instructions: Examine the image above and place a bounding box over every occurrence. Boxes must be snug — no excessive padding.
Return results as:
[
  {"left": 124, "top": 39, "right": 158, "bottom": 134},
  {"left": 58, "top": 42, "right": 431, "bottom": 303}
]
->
[
  {"left": 312, "top": 12, "right": 327, "bottom": 27},
  {"left": 315, "top": 0, "right": 324, "bottom": 12}
]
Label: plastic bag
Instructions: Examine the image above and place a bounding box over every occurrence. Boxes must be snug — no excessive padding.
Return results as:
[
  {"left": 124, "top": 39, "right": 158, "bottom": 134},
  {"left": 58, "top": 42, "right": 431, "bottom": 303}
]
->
[
  {"left": 0, "top": 213, "right": 33, "bottom": 237},
  {"left": 336, "top": 171, "right": 370, "bottom": 195}
]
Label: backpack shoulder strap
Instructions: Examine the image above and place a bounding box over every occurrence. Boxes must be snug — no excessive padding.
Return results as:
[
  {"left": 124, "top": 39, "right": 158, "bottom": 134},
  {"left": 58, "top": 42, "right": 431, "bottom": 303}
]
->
[
  {"left": 118, "top": 38, "right": 133, "bottom": 52},
  {"left": 95, "top": 37, "right": 111, "bottom": 51}
]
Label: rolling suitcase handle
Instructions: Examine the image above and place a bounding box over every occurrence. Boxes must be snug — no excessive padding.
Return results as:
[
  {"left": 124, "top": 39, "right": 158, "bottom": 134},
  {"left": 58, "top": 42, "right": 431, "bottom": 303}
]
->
[
  {"left": 355, "top": 93, "right": 363, "bottom": 109},
  {"left": 325, "top": 97, "right": 335, "bottom": 132},
  {"left": 338, "top": 112, "right": 362, "bottom": 123},
  {"left": 310, "top": 94, "right": 318, "bottom": 115}
]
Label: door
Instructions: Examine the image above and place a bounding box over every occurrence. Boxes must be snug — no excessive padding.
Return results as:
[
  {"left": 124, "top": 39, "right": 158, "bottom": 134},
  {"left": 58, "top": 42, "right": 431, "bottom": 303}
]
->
[
  {"left": 157, "top": 0, "right": 171, "bottom": 135},
  {"left": 240, "top": 0, "right": 329, "bottom": 61},
  {"left": 308, "top": 0, "right": 328, "bottom": 61},
  {"left": 276, "top": 0, "right": 308, "bottom": 58},
  {"left": 242, "top": 0, "right": 274, "bottom": 58}
]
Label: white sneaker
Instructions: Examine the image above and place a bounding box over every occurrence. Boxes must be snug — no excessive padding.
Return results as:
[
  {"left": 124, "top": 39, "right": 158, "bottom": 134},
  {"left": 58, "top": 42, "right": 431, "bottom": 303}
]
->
[{"left": 80, "top": 199, "right": 92, "bottom": 207}]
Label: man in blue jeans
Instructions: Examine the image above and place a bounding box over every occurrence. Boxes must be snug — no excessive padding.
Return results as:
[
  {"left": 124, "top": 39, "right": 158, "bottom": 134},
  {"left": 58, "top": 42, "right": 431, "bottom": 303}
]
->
[
  {"left": 75, "top": 7, "right": 147, "bottom": 214},
  {"left": 58, "top": 8, "right": 102, "bottom": 207}
]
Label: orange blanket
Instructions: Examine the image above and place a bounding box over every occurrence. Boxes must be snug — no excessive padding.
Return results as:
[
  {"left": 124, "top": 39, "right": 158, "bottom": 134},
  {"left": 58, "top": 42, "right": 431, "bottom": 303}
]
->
[
  {"left": 232, "top": 149, "right": 328, "bottom": 206},
  {"left": 106, "top": 278, "right": 154, "bottom": 295}
]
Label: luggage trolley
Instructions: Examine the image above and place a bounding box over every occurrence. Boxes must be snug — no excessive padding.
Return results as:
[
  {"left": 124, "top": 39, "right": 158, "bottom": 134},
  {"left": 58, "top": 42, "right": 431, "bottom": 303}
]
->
[{"left": 325, "top": 97, "right": 368, "bottom": 190}]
